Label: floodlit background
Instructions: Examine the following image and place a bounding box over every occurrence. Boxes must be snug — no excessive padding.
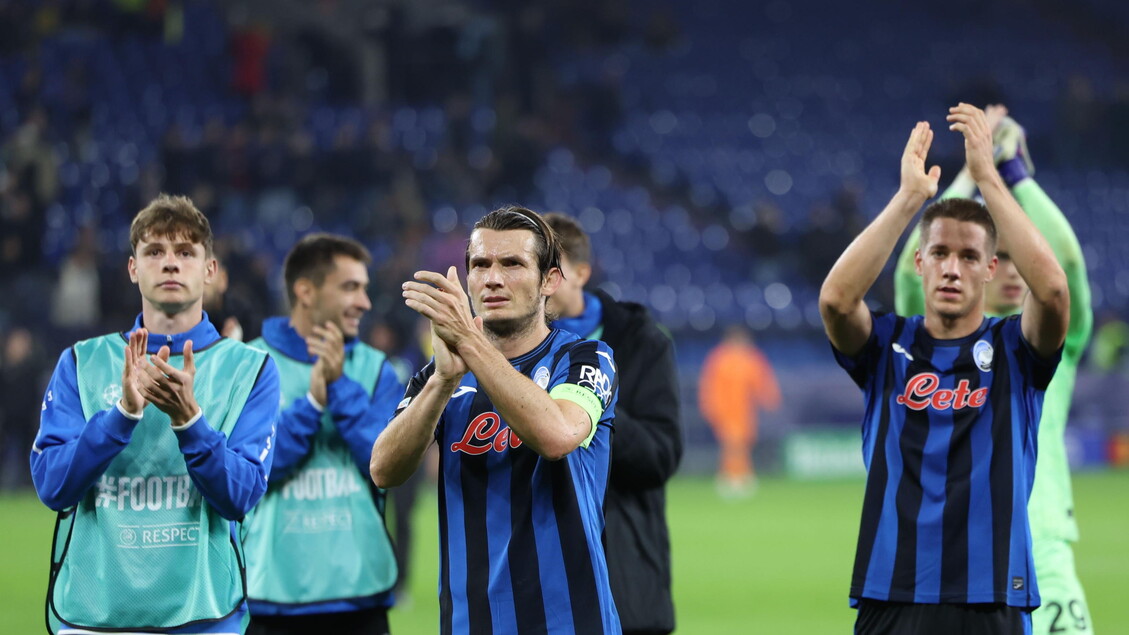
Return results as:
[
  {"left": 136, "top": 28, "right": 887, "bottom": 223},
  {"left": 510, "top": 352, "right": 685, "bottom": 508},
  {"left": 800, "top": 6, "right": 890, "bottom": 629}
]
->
[{"left": 1, "top": 0, "right": 1127, "bottom": 631}]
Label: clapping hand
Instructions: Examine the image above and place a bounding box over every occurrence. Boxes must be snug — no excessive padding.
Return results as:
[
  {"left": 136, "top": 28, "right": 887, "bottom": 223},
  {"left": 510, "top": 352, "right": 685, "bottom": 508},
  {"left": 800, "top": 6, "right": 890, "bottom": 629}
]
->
[
  {"left": 947, "top": 103, "right": 996, "bottom": 185},
  {"left": 308, "top": 321, "right": 345, "bottom": 406},
  {"left": 139, "top": 340, "right": 201, "bottom": 428},
  {"left": 899, "top": 121, "right": 941, "bottom": 200},
  {"left": 120, "top": 328, "right": 150, "bottom": 416}
]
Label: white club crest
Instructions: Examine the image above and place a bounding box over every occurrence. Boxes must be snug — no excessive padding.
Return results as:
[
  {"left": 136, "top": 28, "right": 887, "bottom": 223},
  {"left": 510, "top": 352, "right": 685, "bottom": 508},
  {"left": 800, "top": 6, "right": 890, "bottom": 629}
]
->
[
  {"left": 974, "top": 340, "right": 994, "bottom": 372},
  {"left": 534, "top": 366, "right": 551, "bottom": 390}
]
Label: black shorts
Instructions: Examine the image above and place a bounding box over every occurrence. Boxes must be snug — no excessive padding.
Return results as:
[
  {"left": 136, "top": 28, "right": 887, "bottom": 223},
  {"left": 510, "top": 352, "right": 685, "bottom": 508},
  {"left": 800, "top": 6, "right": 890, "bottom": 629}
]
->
[
  {"left": 855, "top": 599, "right": 1031, "bottom": 635},
  {"left": 247, "top": 606, "right": 390, "bottom": 635}
]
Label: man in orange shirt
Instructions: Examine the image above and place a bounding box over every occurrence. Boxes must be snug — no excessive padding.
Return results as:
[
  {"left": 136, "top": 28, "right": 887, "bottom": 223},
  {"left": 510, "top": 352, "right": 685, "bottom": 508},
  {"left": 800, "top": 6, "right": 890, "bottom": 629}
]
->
[{"left": 698, "top": 325, "right": 780, "bottom": 496}]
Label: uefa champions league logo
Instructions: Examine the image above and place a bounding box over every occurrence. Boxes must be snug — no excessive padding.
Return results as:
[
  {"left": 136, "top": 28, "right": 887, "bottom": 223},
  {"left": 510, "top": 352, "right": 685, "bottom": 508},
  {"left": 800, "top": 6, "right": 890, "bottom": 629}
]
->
[{"left": 103, "top": 384, "right": 123, "bottom": 407}]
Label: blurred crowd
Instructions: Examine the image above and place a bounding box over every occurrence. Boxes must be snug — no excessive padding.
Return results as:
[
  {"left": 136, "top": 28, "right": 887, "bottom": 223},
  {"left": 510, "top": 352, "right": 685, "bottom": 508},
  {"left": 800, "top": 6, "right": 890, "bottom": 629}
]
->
[{"left": 3, "top": 0, "right": 1129, "bottom": 488}]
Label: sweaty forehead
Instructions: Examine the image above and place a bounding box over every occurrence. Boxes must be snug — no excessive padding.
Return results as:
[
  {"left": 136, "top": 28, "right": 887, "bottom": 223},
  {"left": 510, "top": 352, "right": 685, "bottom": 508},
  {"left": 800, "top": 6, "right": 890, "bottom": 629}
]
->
[
  {"left": 923, "top": 218, "right": 991, "bottom": 254},
  {"left": 468, "top": 228, "right": 537, "bottom": 261}
]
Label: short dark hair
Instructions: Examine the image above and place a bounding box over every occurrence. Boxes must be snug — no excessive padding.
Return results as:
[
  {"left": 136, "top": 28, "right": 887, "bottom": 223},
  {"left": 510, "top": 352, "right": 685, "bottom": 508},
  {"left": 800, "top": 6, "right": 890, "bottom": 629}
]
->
[
  {"left": 918, "top": 198, "right": 998, "bottom": 254},
  {"left": 130, "top": 194, "right": 213, "bottom": 256},
  {"left": 544, "top": 212, "right": 592, "bottom": 264},
  {"left": 283, "top": 233, "right": 372, "bottom": 306},
  {"left": 466, "top": 205, "right": 562, "bottom": 279}
]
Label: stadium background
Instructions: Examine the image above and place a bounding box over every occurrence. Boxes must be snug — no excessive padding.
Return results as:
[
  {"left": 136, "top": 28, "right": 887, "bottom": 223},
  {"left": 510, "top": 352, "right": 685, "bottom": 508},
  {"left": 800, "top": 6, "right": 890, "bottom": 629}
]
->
[{"left": 0, "top": 0, "right": 1126, "bottom": 631}]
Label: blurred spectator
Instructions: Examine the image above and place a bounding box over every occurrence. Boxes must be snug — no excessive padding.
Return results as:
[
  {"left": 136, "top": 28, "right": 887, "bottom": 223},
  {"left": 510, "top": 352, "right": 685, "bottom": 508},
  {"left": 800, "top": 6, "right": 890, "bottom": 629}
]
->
[
  {"left": 49, "top": 226, "right": 102, "bottom": 337},
  {"left": 0, "top": 326, "right": 46, "bottom": 489},
  {"left": 231, "top": 21, "right": 272, "bottom": 98},
  {"left": 0, "top": 179, "right": 44, "bottom": 276},
  {"left": 698, "top": 324, "right": 781, "bottom": 497},
  {"left": 2, "top": 107, "right": 57, "bottom": 206}
]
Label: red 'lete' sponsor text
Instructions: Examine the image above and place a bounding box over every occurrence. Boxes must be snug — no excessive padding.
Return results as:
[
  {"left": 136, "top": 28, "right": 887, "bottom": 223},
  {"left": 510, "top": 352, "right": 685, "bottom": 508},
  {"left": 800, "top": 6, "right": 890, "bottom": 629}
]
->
[
  {"left": 896, "top": 372, "right": 988, "bottom": 411},
  {"left": 451, "top": 412, "right": 524, "bottom": 455}
]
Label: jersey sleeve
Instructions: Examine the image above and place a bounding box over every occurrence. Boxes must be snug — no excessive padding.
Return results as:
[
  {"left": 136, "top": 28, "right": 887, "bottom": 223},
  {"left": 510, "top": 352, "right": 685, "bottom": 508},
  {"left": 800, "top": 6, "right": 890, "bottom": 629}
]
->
[
  {"left": 1003, "top": 315, "right": 1062, "bottom": 391},
  {"left": 31, "top": 348, "right": 142, "bottom": 511},
  {"left": 174, "top": 355, "right": 280, "bottom": 521},
  {"left": 329, "top": 359, "right": 408, "bottom": 474},
  {"left": 547, "top": 339, "right": 618, "bottom": 449},
  {"left": 393, "top": 360, "right": 439, "bottom": 438},
  {"left": 268, "top": 393, "right": 323, "bottom": 480},
  {"left": 831, "top": 311, "right": 898, "bottom": 390}
]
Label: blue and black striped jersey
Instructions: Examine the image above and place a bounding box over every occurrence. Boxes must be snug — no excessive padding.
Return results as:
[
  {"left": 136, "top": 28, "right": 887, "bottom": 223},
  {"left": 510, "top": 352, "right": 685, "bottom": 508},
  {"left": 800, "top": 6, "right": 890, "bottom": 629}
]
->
[
  {"left": 396, "top": 329, "right": 621, "bottom": 634},
  {"left": 834, "top": 312, "right": 1060, "bottom": 609}
]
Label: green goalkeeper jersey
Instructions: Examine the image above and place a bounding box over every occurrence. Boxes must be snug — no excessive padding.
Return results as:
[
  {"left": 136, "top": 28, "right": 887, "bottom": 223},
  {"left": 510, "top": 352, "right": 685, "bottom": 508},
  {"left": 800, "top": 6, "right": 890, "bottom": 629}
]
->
[{"left": 893, "top": 177, "right": 1093, "bottom": 542}]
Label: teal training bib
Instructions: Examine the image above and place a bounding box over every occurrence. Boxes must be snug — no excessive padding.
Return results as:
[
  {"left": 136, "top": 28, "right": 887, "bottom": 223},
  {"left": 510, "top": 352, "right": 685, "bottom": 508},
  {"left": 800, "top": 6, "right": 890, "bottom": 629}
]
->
[
  {"left": 243, "top": 339, "right": 397, "bottom": 606},
  {"left": 49, "top": 334, "right": 266, "bottom": 632}
]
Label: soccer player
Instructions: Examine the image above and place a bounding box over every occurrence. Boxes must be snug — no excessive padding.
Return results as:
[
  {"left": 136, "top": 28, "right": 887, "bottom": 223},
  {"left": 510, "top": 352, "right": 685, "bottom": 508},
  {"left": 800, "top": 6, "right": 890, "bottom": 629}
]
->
[
  {"left": 545, "top": 212, "right": 682, "bottom": 635},
  {"left": 894, "top": 107, "right": 1095, "bottom": 634},
  {"left": 371, "top": 205, "right": 621, "bottom": 633},
  {"left": 243, "top": 234, "right": 404, "bottom": 635},
  {"left": 819, "top": 104, "right": 1070, "bottom": 633},
  {"left": 31, "top": 194, "right": 280, "bottom": 634}
]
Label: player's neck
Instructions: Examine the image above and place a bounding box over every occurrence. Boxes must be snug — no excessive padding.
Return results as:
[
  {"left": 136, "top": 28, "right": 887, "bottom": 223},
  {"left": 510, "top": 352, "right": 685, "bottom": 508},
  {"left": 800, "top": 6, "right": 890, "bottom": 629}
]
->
[
  {"left": 141, "top": 301, "right": 204, "bottom": 335},
  {"left": 289, "top": 310, "right": 315, "bottom": 339},
  {"left": 923, "top": 310, "right": 985, "bottom": 341},
  {"left": 488, "top": 321, "right": 551, "bottom": 360}
]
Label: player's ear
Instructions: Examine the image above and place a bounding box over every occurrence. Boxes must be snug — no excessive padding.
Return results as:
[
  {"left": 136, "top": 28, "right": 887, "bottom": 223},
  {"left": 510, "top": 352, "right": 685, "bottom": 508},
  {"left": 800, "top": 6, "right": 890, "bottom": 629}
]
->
[
  {"left": 294, "top": 278, "right": 316, "bottom": 308},
  {"left": 986, "top": 255, "right": 998, "bottom": 282},
  {"left": 542, "top": 267, "right": 563, "bottom": 297},
  {"left": 204, "top": 257, "right": 218, "bottom": 286},
  {"left": 127, "top": 255, "right": 138, "bottom": 283},
  {"left": 575, "top": 262, "right": 592, "bottom": 286},
  {"left": 913, "top": 250, "right": 923, "bottom": 276}
]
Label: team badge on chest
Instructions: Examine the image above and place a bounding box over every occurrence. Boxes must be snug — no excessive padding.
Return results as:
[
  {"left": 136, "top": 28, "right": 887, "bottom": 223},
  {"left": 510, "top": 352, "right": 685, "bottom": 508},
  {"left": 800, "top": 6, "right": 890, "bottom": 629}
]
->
[{"left": 974, "top": 340, "right": 994, "bottom": 372}]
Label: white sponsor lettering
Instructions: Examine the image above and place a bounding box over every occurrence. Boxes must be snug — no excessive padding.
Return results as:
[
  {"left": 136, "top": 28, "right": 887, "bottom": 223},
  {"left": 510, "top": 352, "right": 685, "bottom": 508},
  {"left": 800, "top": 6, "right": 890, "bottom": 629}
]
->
[
  {"left": 281, "top": 467, "right": 364, "bottom": 501},
  {"left": 578, "top": 365, "right": 612, "bottom": 406},
  {"left": 282, "top": 507, "right": 355, "bottom": 534},
  {"left": 117, "top": 522, "right": 201, "bottom": 548},
  {"left": 96, "top": 475, "right": 201, "bottom": 511}
]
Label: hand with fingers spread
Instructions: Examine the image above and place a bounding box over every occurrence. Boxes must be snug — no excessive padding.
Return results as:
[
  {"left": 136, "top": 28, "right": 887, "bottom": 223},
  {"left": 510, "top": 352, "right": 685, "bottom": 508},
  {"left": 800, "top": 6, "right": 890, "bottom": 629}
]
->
[
  {"left": 402, "top": 266, "right": 480, "bottom": 351},
  {"left": 900, "top": 121, "right": 942, "bottom": 200},
  {"left": 307, "top": 322, "right": 345, "bottom": 406},
  {"left": 139, "top": 340, "right": 202, "bottom": 428},
  {"left": 120, "top": 328, "right": 150, "bottom": 416},
  {"left": 947, "top": 103, "right": 998, "bottom": 185}
]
